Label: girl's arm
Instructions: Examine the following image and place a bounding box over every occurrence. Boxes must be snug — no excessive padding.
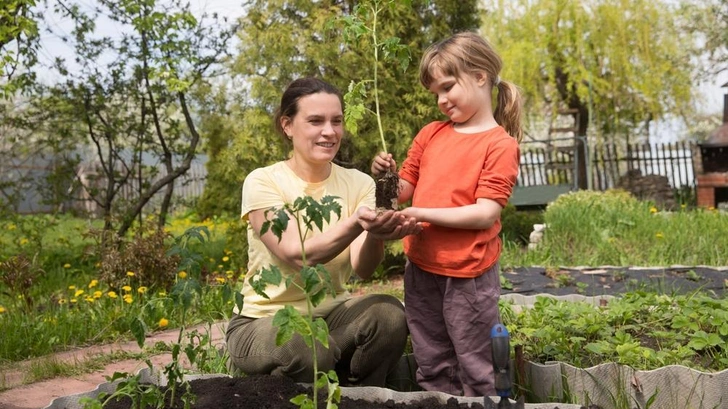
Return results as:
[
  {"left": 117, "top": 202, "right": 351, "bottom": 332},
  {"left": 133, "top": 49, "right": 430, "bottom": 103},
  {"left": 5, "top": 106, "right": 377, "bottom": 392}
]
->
[{"left": 400, "top": 198, "right": 502, "bottom": 230}]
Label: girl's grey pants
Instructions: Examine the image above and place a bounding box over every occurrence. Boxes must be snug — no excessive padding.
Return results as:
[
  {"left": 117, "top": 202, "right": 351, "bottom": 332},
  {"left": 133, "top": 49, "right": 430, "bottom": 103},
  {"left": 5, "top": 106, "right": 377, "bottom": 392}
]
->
[
  {"left": 405, "top": 261, "right": 501, "bottom": 397},
  {"left": 226, "top": 293, "right": 408, "bottom": 387}
]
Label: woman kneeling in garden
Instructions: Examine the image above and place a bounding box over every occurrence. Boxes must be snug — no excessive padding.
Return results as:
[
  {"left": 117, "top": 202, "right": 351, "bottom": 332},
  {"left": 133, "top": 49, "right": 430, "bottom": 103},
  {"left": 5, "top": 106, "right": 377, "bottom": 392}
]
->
[{"left": 226, "top": 77, "right": 421, "bottom": 386}]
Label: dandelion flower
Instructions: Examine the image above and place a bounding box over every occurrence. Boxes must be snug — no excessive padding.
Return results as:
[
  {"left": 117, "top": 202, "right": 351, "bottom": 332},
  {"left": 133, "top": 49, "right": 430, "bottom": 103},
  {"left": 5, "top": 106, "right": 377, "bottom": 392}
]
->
[
  {"left": 122, "top": 285, "right": 132, "bottom": 292},
  {"left": 63, "top": 263, "right": 71, "bottom": 269},
  {"left": 123, "top": 296, "right": 133, "bottom": 304},
  {"left": 649, "top": 207, "right": 657, "bottom": 214},
  {"left": 159, "top": 318, "right": 169, "bottom": 328},
  {"left": 137, "top": 286, "right": 148, "bottom": 294},
  {"left": 70, "top": 299, "right": 77, "bottom": 304},
  {"left": 68, "top": 285, "right": 76, "bottom": 290},
  {"left": 88, "top": 279, "right": 98, "bottom": 288},
  {"left": 158, "top": 291, "right": 167, "bottom": 297},
  {"left": 0, "top": 306, "right": 6, "bottom": 314},
  {"left": 655, "top": 232, "right": 664, "bottom": 239},
  {"left": 58, "top": 299, "right": 67, "bottom": 305},
  {"left": 93, "top": 291, "right": 103, "bottom": 299},
  {"left": 215, "top": 277, "right": 226, "bottom": 284},
  {"left": 19, "top": 238, "right": 29, "bottom": 246},
  {"left": 126, "top": 271, "right": 135, "bottom": 277},
  {"left": 222, "top": 256, "right": 229, "bottom": 262},
  {"left": 107, "top": 291, "right": 118, "bottom": 299},
  {"left": 74, "top": 290, "right": 85, "bottom": 297},
  {"left": 178, "top": 271, "right": 187, "bottom": 279}
]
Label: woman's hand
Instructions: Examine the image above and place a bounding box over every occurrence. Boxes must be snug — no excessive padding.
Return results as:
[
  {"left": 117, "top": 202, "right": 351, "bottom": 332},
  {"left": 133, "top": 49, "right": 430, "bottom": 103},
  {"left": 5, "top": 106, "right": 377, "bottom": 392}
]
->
[
  {"left": 356, "top": 207, "right": 421, "bottom": 240},
  {"left": 371, "top": 152, "right": 397, "bottom": 177}
]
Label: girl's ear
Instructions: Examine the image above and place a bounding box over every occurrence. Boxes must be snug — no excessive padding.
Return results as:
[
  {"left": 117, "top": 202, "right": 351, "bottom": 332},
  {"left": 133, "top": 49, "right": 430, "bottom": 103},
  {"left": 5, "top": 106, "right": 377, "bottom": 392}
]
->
[{"left": 474, "top": 72, "right": 488, "bottom": 86}]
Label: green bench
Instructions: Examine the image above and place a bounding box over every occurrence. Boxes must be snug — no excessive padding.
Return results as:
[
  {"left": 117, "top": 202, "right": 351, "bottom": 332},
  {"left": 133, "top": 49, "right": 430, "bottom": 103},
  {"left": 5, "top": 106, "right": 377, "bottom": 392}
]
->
[{"left": 509, "top": 184, "right": 573, "bottom": 210}]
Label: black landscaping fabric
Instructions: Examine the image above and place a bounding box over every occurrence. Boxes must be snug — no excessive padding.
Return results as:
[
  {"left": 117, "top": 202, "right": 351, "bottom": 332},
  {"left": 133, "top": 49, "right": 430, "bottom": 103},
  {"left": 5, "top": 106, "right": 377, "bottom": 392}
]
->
[{"left": 500, "top": 266, "right": 727, "bottom": 297}]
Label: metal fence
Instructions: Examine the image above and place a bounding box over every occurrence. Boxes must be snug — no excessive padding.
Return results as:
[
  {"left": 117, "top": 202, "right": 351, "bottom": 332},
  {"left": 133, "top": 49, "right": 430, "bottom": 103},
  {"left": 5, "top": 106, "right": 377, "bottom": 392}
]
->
[{"left": 518, "top": 139, "right": 696, "bottom": 192}]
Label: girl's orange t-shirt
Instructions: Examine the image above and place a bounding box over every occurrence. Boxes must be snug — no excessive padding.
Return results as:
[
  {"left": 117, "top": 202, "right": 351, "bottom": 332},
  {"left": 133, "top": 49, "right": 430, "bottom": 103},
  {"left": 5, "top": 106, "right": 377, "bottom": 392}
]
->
[{"left": 399, "top": 121, "right": 520, "bottom": 278}]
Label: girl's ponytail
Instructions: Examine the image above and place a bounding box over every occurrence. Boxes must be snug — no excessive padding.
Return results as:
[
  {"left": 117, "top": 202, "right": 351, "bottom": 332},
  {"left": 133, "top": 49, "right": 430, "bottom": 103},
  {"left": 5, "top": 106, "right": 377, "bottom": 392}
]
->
[{"left": 493, "top": 79, "right": 523, "bottom": 143}]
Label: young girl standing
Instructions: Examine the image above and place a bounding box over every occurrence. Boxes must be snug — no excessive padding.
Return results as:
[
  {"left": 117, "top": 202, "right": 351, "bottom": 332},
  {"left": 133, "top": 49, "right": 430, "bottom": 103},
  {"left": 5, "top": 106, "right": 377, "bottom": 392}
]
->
[{"left": 372, "top": 32, "right": 523, "bottom": 396}]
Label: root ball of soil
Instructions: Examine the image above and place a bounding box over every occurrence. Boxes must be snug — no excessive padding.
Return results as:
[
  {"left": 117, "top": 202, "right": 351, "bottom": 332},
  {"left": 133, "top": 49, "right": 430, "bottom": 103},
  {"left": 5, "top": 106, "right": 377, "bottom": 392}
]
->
[{"left": 375, "top": 171, "right": 400, "bottom": 210}]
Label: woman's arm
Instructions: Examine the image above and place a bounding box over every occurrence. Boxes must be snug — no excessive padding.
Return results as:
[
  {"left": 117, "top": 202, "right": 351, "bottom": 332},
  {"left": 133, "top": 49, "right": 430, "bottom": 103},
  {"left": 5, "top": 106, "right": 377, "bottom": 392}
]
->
[
  {"left": 400, "top": 198, "right": 502, "bottom": 230},
  {"left": 248, "top": 208, "right": 364, "bottom": 270},
  {"left": 349, "top": 208, "right": 422, "bottom": 279}
]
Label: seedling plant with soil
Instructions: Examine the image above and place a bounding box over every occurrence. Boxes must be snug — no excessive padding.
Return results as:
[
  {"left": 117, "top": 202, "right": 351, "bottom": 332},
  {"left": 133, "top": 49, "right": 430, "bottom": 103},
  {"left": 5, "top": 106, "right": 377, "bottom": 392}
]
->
[{"left": 335, "top": 0, "right": 411, "bottom": 211}]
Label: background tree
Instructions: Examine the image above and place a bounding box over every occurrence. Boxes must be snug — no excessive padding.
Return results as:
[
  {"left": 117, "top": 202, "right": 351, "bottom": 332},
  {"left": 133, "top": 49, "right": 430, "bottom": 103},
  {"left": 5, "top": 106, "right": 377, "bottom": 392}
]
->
[
  {"left": 197, "top": 0, "right": 481, "bottom": 217},
  {"left": 681, "top": 0, "right": 727, "bottom": 78},
  {"left": 7, "top": 0, "right": 234, "bottom": 237},
  {"left": 481, "top": 0, "right": 697, "bottom": 141},
  {"left": 480, "top": 0, "right": 699, "bottom": 188},
  {"left": 0, "top": 0, "right": 39, "bottom": 98}
]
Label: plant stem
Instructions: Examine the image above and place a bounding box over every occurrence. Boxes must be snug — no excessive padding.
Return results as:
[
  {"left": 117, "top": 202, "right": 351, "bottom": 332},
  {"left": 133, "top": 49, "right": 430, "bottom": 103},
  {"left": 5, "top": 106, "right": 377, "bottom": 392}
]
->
[{"left": 371, "top": 2, "right": 387, "bottom": 154}]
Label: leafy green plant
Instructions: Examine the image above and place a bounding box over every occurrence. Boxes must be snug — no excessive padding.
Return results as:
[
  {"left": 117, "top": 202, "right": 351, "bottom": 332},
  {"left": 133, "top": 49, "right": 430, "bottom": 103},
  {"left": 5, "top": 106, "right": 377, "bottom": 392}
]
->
[
  {"left": 80, "top": 364, "right": 165, "bottom": 409},
  {"left": 336, "top": 0, "right": 411, "bottom": 154},
  {"left": 248, "top": 195, "right": 343, "bottom": 409}
]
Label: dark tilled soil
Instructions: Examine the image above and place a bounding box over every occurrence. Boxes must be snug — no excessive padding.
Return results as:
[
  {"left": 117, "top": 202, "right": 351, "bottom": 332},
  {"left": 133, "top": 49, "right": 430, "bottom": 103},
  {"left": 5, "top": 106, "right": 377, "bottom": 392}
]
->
[
  {"left": 100, "top": 374, "right": 489, "bottom": 409},
  {"left": 501, "top": 266, "right": 727, "bottom": 297}
]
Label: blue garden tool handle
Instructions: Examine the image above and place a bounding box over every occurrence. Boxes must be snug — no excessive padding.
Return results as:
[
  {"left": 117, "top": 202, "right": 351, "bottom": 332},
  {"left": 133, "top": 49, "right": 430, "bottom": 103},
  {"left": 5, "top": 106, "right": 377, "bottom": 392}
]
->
[{"left": 491, "top": 323, "right": 512, "bottom": 398}]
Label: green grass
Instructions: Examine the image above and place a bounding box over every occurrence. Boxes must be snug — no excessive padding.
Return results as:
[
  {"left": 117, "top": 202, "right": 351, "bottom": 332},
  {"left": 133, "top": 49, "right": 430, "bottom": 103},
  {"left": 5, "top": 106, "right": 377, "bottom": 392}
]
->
[{"left": 501, "top": 189, "right": 728, "bottom": 267}]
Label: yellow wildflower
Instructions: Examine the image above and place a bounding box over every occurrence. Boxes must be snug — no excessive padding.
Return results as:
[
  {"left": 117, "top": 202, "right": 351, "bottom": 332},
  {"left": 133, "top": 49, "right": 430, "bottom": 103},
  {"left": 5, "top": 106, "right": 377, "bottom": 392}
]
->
[
  {"left": 93, "top": 291, "right": 103, "bottom": 299},
  {"left": 74, "top": 290, "right": 85, "bottom": 297},
  {"left": 0, "top": 306, "right": 6, "bottom": 314},
  {"left": 107, "top": 291, "right": 118, "bottom": 299},
  {"left": 178, "top": 271, "right": 187, "bottom": 279},
  {"left": 649, "top": 207, "right": 657, "bottom": 214},
  {"left": 159, "top": 318, "right": 169, "bottom": 328},
  {"left": 19, "top": 238, "right": 29, "bottom": 246},
  {"left": 7, "top": 223, "right": 16, "bottom": 230},
  {"left": 226, "top": 270, "right": 234, "bottom": 278},
  {"left": 222, "top": 256, "right": 230, "bottom": 262},
  {"left": 137, "top": 286, "right": 148, "bottom": 294},
  {"left": 68, "top": 285, "right": 76, "bottom": 290},
  {"left": 85, "top": 296, "right": 95, "bottom": 302},
  {"left": 88, "top": 279, "right": 98, "bottom": 288},
  {"left": 63, "top": 263, "right": 71, "bottom": 269},
  {"left": 158, "top": 291, "right": 167, "bottom": 297},
  {"left": 122, "top": 285, "right": 132, "bottom": 292},
  {"left": 126, "top": 271, "right": 135, "bottom": 277},
  {"left": 215, "top": 277, "right": 226, "bottom": 284},
  {"left": 58, "top": 299, "right": 67, "bottom": 305},
  {"left": 70, "top": 299, "right": 77, "bottom": 304},
  {"left": 123, "top": 295, "right": 133, "bottom": 304},
  {"left": 655, "top": 232, "right": 664, "bottom": 239}
]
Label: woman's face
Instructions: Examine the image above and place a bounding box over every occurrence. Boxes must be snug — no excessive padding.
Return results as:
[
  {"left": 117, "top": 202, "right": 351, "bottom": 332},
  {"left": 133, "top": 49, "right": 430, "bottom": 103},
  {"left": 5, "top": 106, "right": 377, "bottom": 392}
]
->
[{"left": 282, "top": 92, "right": 343, "bottom": 166}]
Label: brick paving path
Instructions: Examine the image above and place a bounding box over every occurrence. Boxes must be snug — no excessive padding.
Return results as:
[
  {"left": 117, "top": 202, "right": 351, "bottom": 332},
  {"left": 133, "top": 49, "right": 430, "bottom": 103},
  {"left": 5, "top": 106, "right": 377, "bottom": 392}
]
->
[{"left": 0, "top": 321, "right": 227, "bottom": 409}]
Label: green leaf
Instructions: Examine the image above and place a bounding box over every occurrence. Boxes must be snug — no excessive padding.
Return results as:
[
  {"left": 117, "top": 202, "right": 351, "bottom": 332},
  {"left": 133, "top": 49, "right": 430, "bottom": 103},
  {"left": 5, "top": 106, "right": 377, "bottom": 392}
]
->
[
  {"left": 312, "top": 318, "right": 330, "bottom": 348},
  {"left": 130, "top": 317, "right": 147, "bottom": 349}
]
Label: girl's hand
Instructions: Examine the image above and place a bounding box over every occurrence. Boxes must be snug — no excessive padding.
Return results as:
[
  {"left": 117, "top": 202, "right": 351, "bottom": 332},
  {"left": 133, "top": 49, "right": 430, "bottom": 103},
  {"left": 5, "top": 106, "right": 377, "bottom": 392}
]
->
[{"left": 371, "top": 152, "right": 397, "bottom": 177}]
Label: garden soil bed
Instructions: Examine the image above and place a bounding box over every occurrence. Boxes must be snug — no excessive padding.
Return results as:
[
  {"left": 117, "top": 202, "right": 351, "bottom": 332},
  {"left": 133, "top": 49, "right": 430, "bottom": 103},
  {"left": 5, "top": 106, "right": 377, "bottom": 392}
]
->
[
  {"left": 500, "top": 266, "right": 728, "bottom": 297},
  {"left": 99, "top": 374, "right": 493, "bottom": 409}
]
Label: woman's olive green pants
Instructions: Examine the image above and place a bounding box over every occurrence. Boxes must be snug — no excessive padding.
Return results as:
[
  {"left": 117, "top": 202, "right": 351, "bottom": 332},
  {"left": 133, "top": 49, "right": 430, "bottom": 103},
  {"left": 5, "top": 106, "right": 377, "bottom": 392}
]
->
[{"left": 226, "top": 294, "right": 408, "bottom": 387}]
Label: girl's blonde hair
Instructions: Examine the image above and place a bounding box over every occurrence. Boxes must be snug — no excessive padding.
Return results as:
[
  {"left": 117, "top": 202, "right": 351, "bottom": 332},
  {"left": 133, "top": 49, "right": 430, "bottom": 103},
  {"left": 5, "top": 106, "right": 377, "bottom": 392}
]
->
[{"left": 419, "top": 32, "right": 523, "bottom": 142}]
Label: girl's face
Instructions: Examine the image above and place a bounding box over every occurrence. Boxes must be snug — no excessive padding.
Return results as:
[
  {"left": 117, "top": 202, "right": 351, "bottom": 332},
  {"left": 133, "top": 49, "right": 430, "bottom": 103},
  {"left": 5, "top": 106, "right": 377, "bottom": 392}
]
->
[
  {"left": 427, "top": 69, "right": 489, "bottom": 126},
  {"left": 282, "top": 92, "right": 343, "bottom": 166}
]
